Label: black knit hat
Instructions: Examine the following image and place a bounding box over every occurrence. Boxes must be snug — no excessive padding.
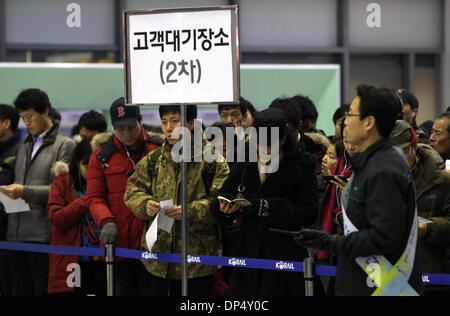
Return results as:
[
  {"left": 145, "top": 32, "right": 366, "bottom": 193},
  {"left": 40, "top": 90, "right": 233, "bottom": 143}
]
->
[{"left": 253, "top": 108, "right": 288, "bottom": 146}]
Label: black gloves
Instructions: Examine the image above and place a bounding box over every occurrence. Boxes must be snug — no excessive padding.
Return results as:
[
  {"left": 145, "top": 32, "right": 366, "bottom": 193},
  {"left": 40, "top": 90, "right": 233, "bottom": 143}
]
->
[
  {"left": 294, "top": 229, "right": 339, "bottom": 254},
  {"left": 100, "top": 222, "right": 118, "bottom": 245},
  {"left": 246, "top": 199, "right": 270, "bottom": 218}
]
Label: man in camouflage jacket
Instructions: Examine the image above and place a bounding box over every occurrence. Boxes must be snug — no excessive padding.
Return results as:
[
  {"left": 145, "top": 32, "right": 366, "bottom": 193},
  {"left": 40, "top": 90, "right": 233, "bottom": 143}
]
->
[{"left": 124, "top": 105, "right": 229, "bottom": 296}]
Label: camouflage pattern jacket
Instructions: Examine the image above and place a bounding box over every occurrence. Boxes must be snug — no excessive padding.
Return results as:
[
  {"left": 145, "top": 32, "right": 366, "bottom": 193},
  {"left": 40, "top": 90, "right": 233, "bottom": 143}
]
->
[{"left": 125, "top": 140, "right": 229, "bottom": 279}]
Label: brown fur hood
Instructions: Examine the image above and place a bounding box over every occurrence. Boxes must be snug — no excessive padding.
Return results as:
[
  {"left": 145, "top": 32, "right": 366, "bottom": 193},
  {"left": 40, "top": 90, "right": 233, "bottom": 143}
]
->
[
  {"left": 51, "top": 161, "right": 69, "bottom": 177},
  {"left": 90, "top": 131, "right": 165, "bottom": 152}
]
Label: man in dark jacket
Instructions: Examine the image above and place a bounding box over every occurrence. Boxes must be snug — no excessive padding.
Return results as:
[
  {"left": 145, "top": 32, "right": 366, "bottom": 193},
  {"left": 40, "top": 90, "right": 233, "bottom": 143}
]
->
[
  {"left": 390, "top": 120, "right": 450, "bottom": 295},
  {"left": 0, "top": 104, "right": 20, "bottom": 296},
  {"left": 296, "top": 84, "right": 423, "bottom": 296},
  {"left": 86, "top": 97, "right": 162, "bottom": 296},
  {"left": 0, "top": 89, "right": 75, "bottom": 296}
]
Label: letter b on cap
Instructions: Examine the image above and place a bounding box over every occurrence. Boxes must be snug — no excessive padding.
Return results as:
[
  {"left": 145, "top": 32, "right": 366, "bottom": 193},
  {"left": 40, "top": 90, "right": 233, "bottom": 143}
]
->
[{"left": 117, "top": 106, "right": 126, "bottom": 118}]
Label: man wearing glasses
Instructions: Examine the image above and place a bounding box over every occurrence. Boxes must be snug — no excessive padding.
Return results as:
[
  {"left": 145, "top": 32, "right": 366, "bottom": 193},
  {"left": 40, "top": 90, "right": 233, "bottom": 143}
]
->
[{"left": 295, "top": 84, "right": 423, "bottom": 296}]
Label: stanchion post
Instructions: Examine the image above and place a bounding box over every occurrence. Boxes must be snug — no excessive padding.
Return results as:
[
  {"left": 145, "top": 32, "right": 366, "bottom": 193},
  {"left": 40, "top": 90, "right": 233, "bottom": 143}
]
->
[
  {"left": 180, "top": 104, "right": 188, "bottom": 296},
  {"left": 106, "top": 244, "right": 116, "bottom": 296},
  {"left": 304, "top": 257, "right": 316, "bottom": 297}
]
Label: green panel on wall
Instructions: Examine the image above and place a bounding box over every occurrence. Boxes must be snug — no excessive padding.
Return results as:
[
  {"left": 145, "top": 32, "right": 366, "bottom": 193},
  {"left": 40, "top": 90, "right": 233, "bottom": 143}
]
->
[
  {"left": 0, "top": 63, "right": 340, "bottom": 135},
  {"left": 240, "top": 65, "right": 340, "bottom": 136},
  {"left": 0, "top": 64, "right": 125, "bottom": 110}
]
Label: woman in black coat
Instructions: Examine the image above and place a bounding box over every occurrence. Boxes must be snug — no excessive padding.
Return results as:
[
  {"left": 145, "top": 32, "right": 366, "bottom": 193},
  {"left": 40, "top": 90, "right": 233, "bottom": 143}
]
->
[{"left": 210, "top": 108, "right": 320, "bottom": 296}]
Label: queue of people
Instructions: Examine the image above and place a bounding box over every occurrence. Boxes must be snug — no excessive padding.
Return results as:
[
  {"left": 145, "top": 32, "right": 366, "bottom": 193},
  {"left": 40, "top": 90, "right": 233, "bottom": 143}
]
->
[{"left": 0, "top": 85, "right": 449, "bottom": 296}]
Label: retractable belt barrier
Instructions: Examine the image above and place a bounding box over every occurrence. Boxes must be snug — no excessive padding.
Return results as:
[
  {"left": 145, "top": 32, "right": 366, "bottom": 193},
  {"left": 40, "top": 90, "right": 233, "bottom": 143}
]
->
[{"left": 1, "top": 241, "right": 449, "bottom": 286}]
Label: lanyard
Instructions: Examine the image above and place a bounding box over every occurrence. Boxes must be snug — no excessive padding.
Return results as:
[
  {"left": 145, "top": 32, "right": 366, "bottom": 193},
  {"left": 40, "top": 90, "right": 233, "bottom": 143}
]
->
[{"left": 341, "top": 175, "right": 419, "bottom": 296}]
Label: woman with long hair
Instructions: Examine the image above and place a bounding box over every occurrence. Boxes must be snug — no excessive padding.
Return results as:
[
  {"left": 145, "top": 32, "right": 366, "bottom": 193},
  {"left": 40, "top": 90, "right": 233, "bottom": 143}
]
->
[
  {"left": 210, "top": 107, "right": 320, "bottom": 296},
  {"left": 47, "top": 138, "right": 105, "bottom": 296}
]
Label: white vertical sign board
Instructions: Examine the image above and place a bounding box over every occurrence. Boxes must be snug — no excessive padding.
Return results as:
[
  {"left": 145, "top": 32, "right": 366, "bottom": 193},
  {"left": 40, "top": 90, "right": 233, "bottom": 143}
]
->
[{"left": 124, "top": 6, "right": 240, "bottom": 105}]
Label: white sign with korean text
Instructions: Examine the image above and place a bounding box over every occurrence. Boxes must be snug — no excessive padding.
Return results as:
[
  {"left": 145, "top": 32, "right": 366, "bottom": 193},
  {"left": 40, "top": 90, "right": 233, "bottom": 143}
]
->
[{"left": 125, "top": 6, "right": 239, "bottom": 105}]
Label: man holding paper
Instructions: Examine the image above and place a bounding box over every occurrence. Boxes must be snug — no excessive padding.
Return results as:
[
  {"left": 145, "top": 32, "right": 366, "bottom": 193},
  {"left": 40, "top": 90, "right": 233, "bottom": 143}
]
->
[
  {"left": 1, "top": 89, "right": 75, "bottom": 296},
  {"left": 125, "top": 105, "right": 230, "bottom": 296}
]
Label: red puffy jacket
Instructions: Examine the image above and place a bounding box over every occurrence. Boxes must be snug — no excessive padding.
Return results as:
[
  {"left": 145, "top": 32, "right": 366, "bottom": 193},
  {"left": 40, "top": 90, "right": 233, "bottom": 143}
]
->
[
  {"left": 86, "top": 130, "right": 161, "bottom": 252},
  {"left": 47, "top": 168, "right": 88, "bottom": 294}
]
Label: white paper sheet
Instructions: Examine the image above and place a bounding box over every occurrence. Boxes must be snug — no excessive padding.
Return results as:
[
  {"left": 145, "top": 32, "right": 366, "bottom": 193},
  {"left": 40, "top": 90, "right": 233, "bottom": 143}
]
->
[
  {"left": 146, "top": 213, "right": 159, "bottom": 252},
  {"left": 145, "top": 200, "right": 175, "bottom": 252},
  {"left": 158, "top": 200, "right": 175, "bottom": 233},
  {"left": 0, "top": 192, "right": 30, "bottom": 214}
]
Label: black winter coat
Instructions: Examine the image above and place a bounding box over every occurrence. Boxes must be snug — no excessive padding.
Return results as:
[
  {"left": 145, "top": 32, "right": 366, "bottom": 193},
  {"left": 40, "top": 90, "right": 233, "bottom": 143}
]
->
[
  {"left": 0, "top": 134, "right": 20, "bottom": 240},
  {"left": 210, "top": 150, "right": 320, "bottom": 296},
  {"left": 335, "top": 139, "right": 423, "bottom": 296}
]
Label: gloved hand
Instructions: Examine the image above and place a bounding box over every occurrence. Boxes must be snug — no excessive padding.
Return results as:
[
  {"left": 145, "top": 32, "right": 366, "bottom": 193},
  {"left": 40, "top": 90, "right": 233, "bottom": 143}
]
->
[
  {"left": 100, "top": 222, "right": 118, "bottom": 245},
  {"left": 246, "top": 199, "right": 270, "bottom": 217},
  {"left": 294, "top": 229, "right": 338, "bottom": 253}
]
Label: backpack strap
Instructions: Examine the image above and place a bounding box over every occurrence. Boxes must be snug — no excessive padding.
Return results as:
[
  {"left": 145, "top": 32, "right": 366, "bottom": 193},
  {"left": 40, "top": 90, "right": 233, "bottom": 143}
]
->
[
  {"left": 202, "top": 160, "right": 217, "bottom": 197},
  {"left": 148, "top": 135, "right": 164, "bottom": 146},
  {"left": 96, "top": 136, "right": 117, "bottom": 168},
  {"left": 147, "top": 147, "right": 163, "bottom": 195}
]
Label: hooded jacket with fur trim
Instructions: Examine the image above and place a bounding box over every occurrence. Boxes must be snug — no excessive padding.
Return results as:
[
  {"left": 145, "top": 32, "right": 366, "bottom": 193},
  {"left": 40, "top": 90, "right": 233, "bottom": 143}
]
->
[
  {"left": 47, "top": 161, "right": 90, "bottom": 294},
  {"left": 86, "top": 130, "right": 161, "bottom": 251}
]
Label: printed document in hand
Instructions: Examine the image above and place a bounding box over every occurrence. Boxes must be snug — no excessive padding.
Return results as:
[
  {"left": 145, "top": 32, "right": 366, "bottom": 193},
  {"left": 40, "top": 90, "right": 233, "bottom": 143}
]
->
[
  {"left": 145, "top": 200, "right": 175, "bottom": 252},
  {"left": 0, "top": 191, "right": 30, "bottom": 214},
  {"left": 158, "top": 200, "right": 175, "bottom": 233}
]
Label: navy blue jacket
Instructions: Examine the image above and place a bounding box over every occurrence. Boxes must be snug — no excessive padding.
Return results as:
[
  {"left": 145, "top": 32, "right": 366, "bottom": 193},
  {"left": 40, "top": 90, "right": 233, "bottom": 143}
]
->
[{"left": 334, "top": 139, "right": 423, "bottom": 296}]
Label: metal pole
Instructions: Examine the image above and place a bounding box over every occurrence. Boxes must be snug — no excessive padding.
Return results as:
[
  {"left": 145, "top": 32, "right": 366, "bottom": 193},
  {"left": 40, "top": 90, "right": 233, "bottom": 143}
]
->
[
  {"left": 180, "top": 104, "right": 188, "bottom": 296},
  {"left": 304, "top": 257, "right": 316, "bottom": 297},
  {"left": 106, "top": 244, "right": 115, "bottom": 296}
]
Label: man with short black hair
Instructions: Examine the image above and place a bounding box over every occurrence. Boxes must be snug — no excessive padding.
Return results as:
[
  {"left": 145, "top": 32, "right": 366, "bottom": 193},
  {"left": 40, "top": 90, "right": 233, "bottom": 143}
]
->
[
  {"left": 0, "top": 104, "right": 20, "bottom": 296},
  {"left": 397, "top": 89, "right": 429, "bottom": 144},
  {"left": 77, "top": 110, "right": 108, "bottom": 140},
  {"left": 269, "top": 98, "right": 301, "bottom": 135},
  {"left": 125, "top": 105, "right": 229, "bottom": 296},
  {"left": 218, "top": 97, "right": 254, "bottom": 170},
  {"left": 218, "top": 97, "right": 253, "bottom": 129},
  {"left": 296, "top": 84, "right": 423, "bottom": 296},
  {"left": 86, "top": 97, "right": 162, "bottom": 296},
  {"left": 332, "top": 104, "right": 350, "bottom": 140},
  {"left": 293, "top": 95, "right": 319, "bottom": 134},
  {"left": 0, "top": 89, "right": 75, "bottom": 296}
]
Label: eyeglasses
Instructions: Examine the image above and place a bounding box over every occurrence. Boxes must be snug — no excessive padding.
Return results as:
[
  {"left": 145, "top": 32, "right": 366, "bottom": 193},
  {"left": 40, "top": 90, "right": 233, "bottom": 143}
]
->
[{"left": 344, "top": 111, "right": 361, "bottom": 118}]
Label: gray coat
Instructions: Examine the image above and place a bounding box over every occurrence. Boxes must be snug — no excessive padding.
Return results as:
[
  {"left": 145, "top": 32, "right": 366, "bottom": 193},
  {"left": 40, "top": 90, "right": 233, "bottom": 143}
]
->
[{"left": 7, "top": 124, "right": 75, "bottom": 243}]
